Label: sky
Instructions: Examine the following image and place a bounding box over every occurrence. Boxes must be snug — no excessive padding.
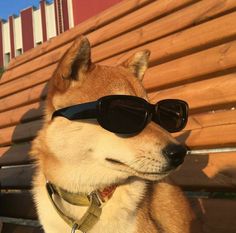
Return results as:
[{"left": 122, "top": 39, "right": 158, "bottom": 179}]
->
[{"left": 0, "top": 0, "right": 52, "bottom": 20}]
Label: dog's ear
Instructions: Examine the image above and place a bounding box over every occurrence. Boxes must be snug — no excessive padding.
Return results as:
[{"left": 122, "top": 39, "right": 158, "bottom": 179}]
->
[
  {"left": 122, "top": 50, "right": 150, "bottom": 80},
  {"left": 53, "top": 36, "right": 91, "bottom": 91}
]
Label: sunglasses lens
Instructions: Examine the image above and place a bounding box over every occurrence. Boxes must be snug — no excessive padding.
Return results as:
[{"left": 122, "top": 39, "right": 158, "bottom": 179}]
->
[
  {"left": 99, "top": 97, "right": 148, "bottom": 134},
  {"left": 153, "top": 100, "right": 188, "bottom": 133}
]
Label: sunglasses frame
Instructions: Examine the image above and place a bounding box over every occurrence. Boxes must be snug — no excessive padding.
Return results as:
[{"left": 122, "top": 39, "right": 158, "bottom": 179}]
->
[{"left": 52, "top": 95, "right": 188, "bottom": 134}]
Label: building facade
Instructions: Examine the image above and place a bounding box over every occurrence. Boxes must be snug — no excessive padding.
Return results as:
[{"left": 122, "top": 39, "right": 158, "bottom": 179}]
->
[{"left": 0, "top": 0, "right": 122, "bottom": 68}]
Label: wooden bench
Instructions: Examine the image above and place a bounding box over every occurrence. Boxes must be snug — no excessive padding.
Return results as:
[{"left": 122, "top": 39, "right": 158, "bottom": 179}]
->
[{"left": 1, "top": 0, "right": 236, "bottom": 232}]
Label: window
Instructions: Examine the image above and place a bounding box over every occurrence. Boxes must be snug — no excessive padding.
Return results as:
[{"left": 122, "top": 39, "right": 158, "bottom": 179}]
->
[
  {"left": 4, "top": 53, "right": 10, "bottom": 66},
  {"left": 36, "top": 41, "right": 42, "bottom": 46},
  {"left": 16, "top": 48, "right": 23, "bottom": 56}
]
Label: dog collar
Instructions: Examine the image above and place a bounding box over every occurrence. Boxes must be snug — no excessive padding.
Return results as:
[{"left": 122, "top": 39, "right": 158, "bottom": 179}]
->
[{"left": 46, "top": 182, "right": 116, "bottom": 233}]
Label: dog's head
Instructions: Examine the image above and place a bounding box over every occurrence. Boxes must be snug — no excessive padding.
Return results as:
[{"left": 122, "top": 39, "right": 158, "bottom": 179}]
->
[{"left": 35, "top": 37, "right": 187, "bottom": 192}]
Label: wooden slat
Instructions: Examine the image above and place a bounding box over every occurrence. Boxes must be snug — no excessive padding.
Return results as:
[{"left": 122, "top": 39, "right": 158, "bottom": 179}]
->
[
  {"left": 1, "top": 109, "right": 235, "bottom": 148},
  {"left": 1, "top": 102, "right": 235, "bottom": 143},
  {"left": 0, "top": 165, "right": 33, "bottom": 189},
  {"left": 0, "top": 120, "right": 42, "bottom": 146},
  {"left": 0, "top": 192, "right": 37, "bottom": 219},
  {"left": 190, "top": 198, "right": 236, "bottom": 233},
  {"left": 0, "top": 77, "right": 234, "bottom": 147},
  {"left": 175, "top": 123, "right": 236, "bottom": 148},
  {"left": 148, "top": 73, "right": 236, "bottom": 111},
  {"left": 0, "top": 142, "right": 31, "bottom": 166},
  {"left": 1, "top": 152, "right": 236, "bottom": 191},
  {"left": 2, "top": 0, "right": 235, "bottom": 86},
  {"left": 0, "top": 101, "right": 44, "bottom": 129},
  {"left": 144, "top": 40, "right": 236, "bottom": 90},
  {"left": 1, "top": 197, "right": 236, "bottom": 233},
  {"left": 1, "top": 224, "right": 43, "bottom": 233},
  {"left": 2, "top": 11, "right": 236, "bottom": 100},
  {"left": 0, "top": 64, "right": 56, "bottom": 99},
  {"left": 0, "top": 0, "right": 192, "bottom": 86},
  {"left": 0, "top": 45, "right": 68, "bottom": 85},
  {"left": 7, "top": 0, "right": 154, "bottom": 70},
  {"left": 0, "top": 13, "right": 236, "bottom": 105},
  {"left": 88, "top": 0, "right": 196, "bottom": 45},
  {"left": 171, "top": 152, "right": 236, "bottom": 191},
  {"left": 1, "top": 66, "right": 235, "bottom": 116},
  {"left": 185, "top": 109, "right": 236, "bottom": 131},
  {"left": 101, "top": 11, "right": 236, "bottom": 65},
  {"left": 0, "top": 83, "right": 47, "bottom": 113},
  {"left": 91, "top": 0, "right": 236, "bottom": 61}
]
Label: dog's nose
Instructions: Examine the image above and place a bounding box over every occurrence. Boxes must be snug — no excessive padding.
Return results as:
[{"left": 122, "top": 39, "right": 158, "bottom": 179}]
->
[{"left": 162, "top": 144, "right": 187, "bottom": 168}]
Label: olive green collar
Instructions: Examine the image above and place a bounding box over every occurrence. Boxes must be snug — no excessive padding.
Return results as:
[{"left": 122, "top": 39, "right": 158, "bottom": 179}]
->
[{"left": 46, "top": 182, "right": 116, "bottom": 233}]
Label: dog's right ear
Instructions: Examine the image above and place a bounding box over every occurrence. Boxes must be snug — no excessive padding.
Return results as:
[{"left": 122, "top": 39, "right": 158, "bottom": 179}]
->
[{"left": 53, "top": 36, "right": 91, "bottom": 91}]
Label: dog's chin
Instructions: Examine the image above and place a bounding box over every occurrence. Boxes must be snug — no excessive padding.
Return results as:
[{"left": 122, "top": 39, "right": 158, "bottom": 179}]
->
[{"left": 105, "top": 158, "right": 173, "bottom": 181}]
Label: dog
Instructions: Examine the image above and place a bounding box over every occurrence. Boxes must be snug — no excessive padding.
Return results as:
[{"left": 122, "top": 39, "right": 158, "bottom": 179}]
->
[{"left": 31, "top": 36, "right": 195, "bottom": 233}]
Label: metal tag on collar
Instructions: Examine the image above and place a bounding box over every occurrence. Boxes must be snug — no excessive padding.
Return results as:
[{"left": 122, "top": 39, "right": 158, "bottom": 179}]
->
[{"left": 89, "top": 191, "right": 105, "bottom": 208}]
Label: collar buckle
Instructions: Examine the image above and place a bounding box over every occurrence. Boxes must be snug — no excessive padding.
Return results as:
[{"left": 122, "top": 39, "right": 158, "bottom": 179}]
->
[{"left": 89, "top": 191, "right": 105, "bottom": 208}]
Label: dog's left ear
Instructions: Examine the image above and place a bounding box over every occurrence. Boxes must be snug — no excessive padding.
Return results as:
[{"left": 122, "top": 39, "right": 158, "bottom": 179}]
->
[{"left": 122, "top": 50, "right": 150, "bottom": 81}]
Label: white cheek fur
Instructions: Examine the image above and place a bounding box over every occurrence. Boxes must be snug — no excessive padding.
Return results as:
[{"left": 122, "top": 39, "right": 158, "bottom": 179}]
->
[{"left": 45, "top": 117, "right": 167, "bottom": 192}]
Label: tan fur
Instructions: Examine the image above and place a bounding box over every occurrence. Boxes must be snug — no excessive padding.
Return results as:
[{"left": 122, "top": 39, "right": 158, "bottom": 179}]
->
[{"left": 32, "top": 37, "right": 196, "bottom": 233}]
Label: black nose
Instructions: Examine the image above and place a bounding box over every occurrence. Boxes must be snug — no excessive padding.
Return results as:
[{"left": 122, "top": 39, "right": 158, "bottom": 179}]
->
[{"left": 162, "top": 144, "right": 187, "bottom": 168}]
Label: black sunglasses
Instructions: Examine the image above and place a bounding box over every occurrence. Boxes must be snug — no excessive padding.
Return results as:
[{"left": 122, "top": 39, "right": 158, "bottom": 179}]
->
[{"left": 52, "top": 95, "right": 188, "bottom": 134}]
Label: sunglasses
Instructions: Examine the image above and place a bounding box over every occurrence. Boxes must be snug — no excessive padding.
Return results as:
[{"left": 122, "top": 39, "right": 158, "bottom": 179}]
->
[{"left": 52, "top": 95, "right": 188, "bottom": 134}]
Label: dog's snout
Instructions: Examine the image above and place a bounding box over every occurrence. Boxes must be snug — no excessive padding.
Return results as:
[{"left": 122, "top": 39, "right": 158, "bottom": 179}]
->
[{"left": 162, "top": 144, "right": 187, "bottom": 168}]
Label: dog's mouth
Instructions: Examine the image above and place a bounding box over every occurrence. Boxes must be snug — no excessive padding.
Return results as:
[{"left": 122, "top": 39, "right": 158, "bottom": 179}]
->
[{"left": 105, "top": 158, "right": 170, "bottom": 181}]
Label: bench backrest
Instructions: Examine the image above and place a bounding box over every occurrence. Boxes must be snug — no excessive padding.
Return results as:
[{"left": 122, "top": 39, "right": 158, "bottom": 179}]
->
[{"left": 1, "top": 0, "right": 236, "bottom": 232}]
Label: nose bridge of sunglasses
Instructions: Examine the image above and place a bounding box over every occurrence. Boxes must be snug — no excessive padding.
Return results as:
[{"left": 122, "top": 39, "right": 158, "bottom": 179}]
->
[{"left": 146, "top": 103, "right": 157, "bottom": 121}]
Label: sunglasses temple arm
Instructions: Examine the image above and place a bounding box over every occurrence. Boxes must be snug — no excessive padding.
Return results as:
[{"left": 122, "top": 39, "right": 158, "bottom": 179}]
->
[{"left": 52, "top": 101, "right": 98, "bottom": 120}]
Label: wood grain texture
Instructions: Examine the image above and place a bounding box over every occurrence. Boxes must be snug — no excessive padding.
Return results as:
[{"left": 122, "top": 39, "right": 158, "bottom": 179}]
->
[
  {"left": 0, "top": 64, "right": 56, "bottom": 99},
  {"left": 0, "top": 101, "right": 44, "bottom": 129},
  {"left": 87, "top": 0, "right": 195, "bottom": 45},
  {"left": 1, "top": 70, "right": 235, "bottom": 116},
  {"left": 1, "top": 110, "right": 235, "bottom": 149},
  {"left": 0, "top": 83, "right": 47, "bottom": 113},
  {"left": 1, "top": 46, "right": 68, "bottom": 85},
  {"left": 144, "top": 40, "right": 236, "bottom": 90},
  {"left": 0, "top": 165, "right": 33, "bottom": 189},
  {"left": 101, "top": 11, "right": 236, "bottom": 65},
  {"left": 190, "top": 198, "right": 236, "bottom": 233},
  {"left": 91, "top": 0, "right": 236, "bottom": 61},
  {"left": 2, "top": 0, "right": 235, "bottom": 86},
  {"left": 171, "top": 152, "right": 236, "bottom": 191},
  {"left": 0, "top": 0, "right": 191, "bottom": 85},
  {"left": 0, "top": 120, "right": 43, "bottom": 146},
  {"left": 3, "top": 9, "right": 236, "bottom": 99},
  {"left": 6, "top": 0, "right": 154, "bottom": 72},
  {"left": 148, "top": 73, "right": 236, "bottom": 111},
  {"left": 1, "top": 152, "right": 236, "bottom": 190},
  {"left": 175, "top": 123, "right": 236, "bottom": 148},
  {"left": 0, "top": 142, "right": 32, "bottom": 166},
  {"left": 185, "top": 110, "right": 236, "bottom": 131}
]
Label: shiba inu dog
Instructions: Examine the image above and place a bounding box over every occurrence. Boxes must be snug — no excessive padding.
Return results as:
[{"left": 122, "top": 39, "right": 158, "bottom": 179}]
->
[{"left": 32, "top": 36, "right": 195, "bottom": 233}]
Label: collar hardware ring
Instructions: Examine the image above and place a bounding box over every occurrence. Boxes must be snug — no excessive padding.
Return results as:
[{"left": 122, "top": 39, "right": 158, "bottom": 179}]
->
[{"left": 71, "top": 223, "right": 83, "bottom": 233}]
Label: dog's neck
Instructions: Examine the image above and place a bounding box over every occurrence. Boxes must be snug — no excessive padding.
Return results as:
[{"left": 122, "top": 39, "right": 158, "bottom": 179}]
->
[
  {"left": 42, "top": 177, "right": 147, "bottom": 233},
  {"left": 45, "top": 181, "right": 117, "bottom": 232}
]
